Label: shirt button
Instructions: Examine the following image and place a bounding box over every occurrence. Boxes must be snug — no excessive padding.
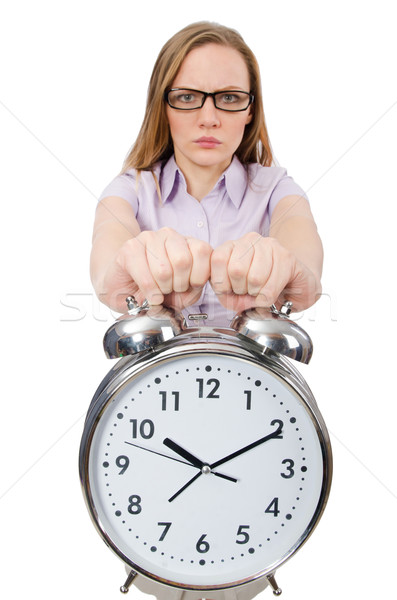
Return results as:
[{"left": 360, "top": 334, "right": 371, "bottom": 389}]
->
[{"left": 197, "top": 220, "right": 204, "bottom": 228}]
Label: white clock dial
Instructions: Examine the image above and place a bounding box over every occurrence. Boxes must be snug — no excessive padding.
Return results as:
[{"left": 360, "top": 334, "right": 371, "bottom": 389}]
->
[{"left": 86, "top": 351, "right": 326, "bottom": 588}]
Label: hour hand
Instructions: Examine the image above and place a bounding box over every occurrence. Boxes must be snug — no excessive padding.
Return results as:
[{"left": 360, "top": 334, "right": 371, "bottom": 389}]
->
[
  {"left": 163, "top": 438, "right": 205, "bottom": 468},
  {"left": 163, "top": 438, "right": 238, "bottom": 483}
]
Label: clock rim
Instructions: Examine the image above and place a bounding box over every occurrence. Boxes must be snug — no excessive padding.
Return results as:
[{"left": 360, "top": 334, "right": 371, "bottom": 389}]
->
[{"left": 79, "top": 334, "right": 332, "bottom": 591}]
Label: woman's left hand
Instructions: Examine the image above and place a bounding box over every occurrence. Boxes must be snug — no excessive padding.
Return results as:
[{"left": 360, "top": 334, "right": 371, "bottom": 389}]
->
[{"left": 210, "top": 232, "right": 321, "bottom": 313}]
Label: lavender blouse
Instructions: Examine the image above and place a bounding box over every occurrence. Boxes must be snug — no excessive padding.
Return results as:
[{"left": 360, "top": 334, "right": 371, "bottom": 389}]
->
[{"left": 99, "top": 155, "right": 307, "bottom": 326}]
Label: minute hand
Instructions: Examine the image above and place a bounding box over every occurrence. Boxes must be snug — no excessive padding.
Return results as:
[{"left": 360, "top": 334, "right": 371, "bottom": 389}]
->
[{"left": 210, "top": 419, "right": 283, "bottom": 469}]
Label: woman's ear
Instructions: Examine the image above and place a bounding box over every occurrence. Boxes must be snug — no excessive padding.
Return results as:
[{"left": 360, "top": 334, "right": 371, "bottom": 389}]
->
[{"left": 245, "top": 107, "right": 253, "bottom": 125}]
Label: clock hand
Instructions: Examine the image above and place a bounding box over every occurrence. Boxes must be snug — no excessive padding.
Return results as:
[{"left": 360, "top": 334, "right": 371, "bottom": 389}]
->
[
  {"left": 168, "top": 472, "right": 202, "bottom": 503},
  {"left": 212, "top": 472, "right": 238, "bottom": 483},
  {"left": 163, "top": 438, "right": 238, "bottom": 483},
  {"left": 163, "top": 438, "right": 205, "bottom": 468},
  {"left": 210, "top": 419, "right": 284, "bottom": 470},
  {"left": 168, "top": 469, "right": 238, "bottom": 503},
  {"left": 124, "top": 441, "right": 197, "bottom": 468},
  {"left": 126, "top": 440, "right": 237, "bottom": 485}
]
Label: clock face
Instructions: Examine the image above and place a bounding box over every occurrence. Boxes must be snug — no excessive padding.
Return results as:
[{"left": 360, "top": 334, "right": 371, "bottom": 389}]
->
[{"left": 85, "top": 350, "right": 327, "bottom": 589}]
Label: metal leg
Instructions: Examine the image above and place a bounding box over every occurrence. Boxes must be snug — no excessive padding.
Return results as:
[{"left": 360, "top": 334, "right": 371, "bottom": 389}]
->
[
  {"left": 127, "top": 569, "right": 271, "bottom": 600},
  {"left": 120, "top": 569, "right": 138, "bottom": 594},
  {"left": 266, "top": 574, "right": 282, "bottom": 596}
]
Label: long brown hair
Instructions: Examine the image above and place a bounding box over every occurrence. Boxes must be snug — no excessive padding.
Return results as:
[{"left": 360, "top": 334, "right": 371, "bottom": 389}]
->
[{"left": 122, "top": 22, "right": 273, "bottom": 172}]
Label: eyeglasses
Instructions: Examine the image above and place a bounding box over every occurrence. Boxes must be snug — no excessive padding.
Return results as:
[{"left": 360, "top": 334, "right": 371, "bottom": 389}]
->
[{"left": 165, "top": 88, "right": 254, "bottom": 112}]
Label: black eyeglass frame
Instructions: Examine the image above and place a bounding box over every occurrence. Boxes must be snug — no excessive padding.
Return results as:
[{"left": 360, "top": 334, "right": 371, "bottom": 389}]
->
[{"left": 164, "top": 88, "right": 254, "bottom": 112}]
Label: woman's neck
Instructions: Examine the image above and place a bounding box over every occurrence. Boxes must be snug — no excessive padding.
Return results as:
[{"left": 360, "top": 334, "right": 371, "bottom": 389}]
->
[{"left": 174, "top": 154, "right": 232, "bottom": 201}]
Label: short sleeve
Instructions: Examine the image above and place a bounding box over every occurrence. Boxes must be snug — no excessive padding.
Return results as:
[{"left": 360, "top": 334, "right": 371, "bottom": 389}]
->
[
  {"left": 268, "top": 175, "right": 308, "bottom": 216},
  {"left": 98, "top": 172, "right": 138, "bottom": 212}
]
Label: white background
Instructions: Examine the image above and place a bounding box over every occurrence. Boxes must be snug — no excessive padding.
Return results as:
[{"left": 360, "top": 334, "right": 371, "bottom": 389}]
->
[{"left": 0, "top": 1, "right": 396, "bottom": 598}]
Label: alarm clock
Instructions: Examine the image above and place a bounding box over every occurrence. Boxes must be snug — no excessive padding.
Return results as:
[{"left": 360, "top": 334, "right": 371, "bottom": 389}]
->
[{"left": 79, "top": 298, "right": 332, "bottom": 600}]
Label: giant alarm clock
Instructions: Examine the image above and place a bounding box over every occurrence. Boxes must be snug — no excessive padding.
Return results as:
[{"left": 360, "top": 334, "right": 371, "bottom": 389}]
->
[{"left": 79, "top": 298, "right": 332, "bottom": 599}]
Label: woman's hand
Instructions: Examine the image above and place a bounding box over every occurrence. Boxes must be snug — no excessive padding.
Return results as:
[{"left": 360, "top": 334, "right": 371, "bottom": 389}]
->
[
  {"left": 101, "top": 227, "right": 212, "bottom": 312},
  {"left": 210, "top": 233, "right": 321, "bottom": 313}
]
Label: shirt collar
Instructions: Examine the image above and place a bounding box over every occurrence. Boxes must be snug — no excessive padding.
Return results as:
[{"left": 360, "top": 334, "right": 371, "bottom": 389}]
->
[
  {"left": 160, "top": 156, "right": 182, "bottom": 203},
  {"left": 160, "top": 154, "right": 248, "bottom": 207},
  {"left": 223, "top": 155, "right": 248, "bottom": 208}
]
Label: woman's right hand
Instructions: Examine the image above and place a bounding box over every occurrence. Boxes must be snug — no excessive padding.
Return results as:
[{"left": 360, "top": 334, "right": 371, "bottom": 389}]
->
[{"left": 101, "top": 227, "right": 212, "bottom": 313}]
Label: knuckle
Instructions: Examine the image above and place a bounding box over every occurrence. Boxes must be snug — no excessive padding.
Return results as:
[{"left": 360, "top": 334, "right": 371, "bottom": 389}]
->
[
  {"left": 243, "top": 231, "right": 262, "bottom": 244},
  {"left": 228, "top": 262, "right": 246, "bottom": 280},
  {"left": 247, "top": 273, "right": 263, "bottom": 290},
  {"left": 136, "top": 230, "right": 152, "bottom": 243},
  {"left": 121, "top": 237, "right": 139, "bottom": 253},
  {"left": 194, "top": 240, "right": 212, "bottom": 257},
  {"left": 159, "top": 226, "right": 176, "bottom": 237},
  {"left": 269, "top": 238, "right": 290, "bottom": 259},
  {"left": 172, "top": 252, "right": 192, "bottom": 271},
  {"left": 263, "top": 237, "right": 281, "bottom": 255},
  {"left": 266, "top": 236, "right": 279, "bottom": 246},
  {"left": 139, "top": 274, "right": 156, "bottom": 292},
  {"left": 211, "top": 242, "right": 232, "bottom": 264},
  {"left": 211, "top": 250, "right": 226, "bottom": 268},
  {"left": 154, "top": 263, "right": 173, "bottom": 282}
]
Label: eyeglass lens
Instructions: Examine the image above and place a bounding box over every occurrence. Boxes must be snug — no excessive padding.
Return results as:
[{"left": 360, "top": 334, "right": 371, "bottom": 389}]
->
[{"left": 167, "top": 89, "right": 252, "bottom": 111}]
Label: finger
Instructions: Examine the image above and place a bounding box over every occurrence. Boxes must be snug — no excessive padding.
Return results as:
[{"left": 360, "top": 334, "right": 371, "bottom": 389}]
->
[
  {"left": 227, "top": 239, "right": 256, "bottom": 295},
  {"left": 118, "top": 237, "right": 164, "bottom": 305},
  {"left": 142, "top": 231, "right": 175, "bottom": 295},
  {"left": 187, "top": 238, "right": 212, "bottom": 288},
  {"left": 246, "top": 240, "right": 273, "bottom": 296},
  {"left": 255, "top": 252, "right": 294, "bottom": 307},
  {"left": 210, "top": 241, "right": 234, "bottom": 295},
  {"left": 282, "top": 265, "right": 320, "bottom": 311},
  {"left": 164, "top": 234, "right": 193, "bottom": 293}
]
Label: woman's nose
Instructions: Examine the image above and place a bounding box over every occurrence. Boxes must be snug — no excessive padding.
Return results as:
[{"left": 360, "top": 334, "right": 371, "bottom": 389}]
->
[{"left": 198, "top": 96, "right": 221, "bottom": 127}]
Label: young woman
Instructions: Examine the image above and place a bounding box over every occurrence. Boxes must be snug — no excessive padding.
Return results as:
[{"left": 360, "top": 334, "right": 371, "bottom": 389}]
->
[{"left": 90, "top": 21, "right": 323, "bottom": 325}]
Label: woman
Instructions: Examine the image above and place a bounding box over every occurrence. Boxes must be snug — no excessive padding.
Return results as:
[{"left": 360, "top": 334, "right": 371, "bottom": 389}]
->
[{"left": 90, "top": 21, "right": 323, "bottom": 325}]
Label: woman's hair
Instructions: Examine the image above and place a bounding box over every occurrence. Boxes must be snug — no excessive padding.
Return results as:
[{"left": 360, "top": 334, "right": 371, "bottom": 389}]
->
[{"left": 122, "top": 21, "right": 273, "bottom": 172}]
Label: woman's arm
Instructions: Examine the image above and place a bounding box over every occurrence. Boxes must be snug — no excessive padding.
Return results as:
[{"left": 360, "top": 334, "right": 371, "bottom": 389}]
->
[
  {"left": 210, "top": 195, "right": 323, "bottom": 313},
  {"left": 90, "top": 196, "right": 212, "bottom": 313},
  {"left": 269, "top": 194, "right": 323, "bottom": 286},
  {"left": 90, "top": 197, "right": 142, "bottom": 312}
]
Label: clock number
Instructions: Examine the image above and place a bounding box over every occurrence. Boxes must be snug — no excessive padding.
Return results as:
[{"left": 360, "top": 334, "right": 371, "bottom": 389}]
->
[
  {"left": 265, "top": 497, "right": 280, "bottom": 517},
  {"left": 244, "top": 390, "right": 252, "bottom": 410},
  {"left": 159, "top": 391, "right": 180, "bottom": 411},
  {"left": 130, "top": 419, "right": 155, "bottom": 439},
  {"left": 236, "top": 525, "right": 250, "bottom": 544},
  {"left": 196, "top": 378, "right": 220, "bottom": 399},
  {"left": 128, "top": 495, "right": 142, "bottom": 515},
  {"left": 158, "top": 522, "right": 172, "bottom": 541},
  {"left": 281, "top": 459, "right": 295, "bottom": 479},
  {"left": 196, "top": 534, "right": 210, "bottom": 553},
  {"left": 271, "top": 419, "right": 284, "bottom": 439},
  {"left": 115, "top": 455, "right": 130, "bottom": 474}
]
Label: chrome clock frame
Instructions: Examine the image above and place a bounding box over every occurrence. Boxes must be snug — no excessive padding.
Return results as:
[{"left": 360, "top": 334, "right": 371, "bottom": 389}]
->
[{"left": 79, "top": 325, "right": 332, "bottom": 593}]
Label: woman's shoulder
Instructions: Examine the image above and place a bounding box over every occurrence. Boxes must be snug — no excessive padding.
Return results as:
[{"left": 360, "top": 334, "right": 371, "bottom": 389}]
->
[
  {"left": 244, "top": 161, "right": 308, "bottom": 204},
  {"left": 98, "top": 163, "right": 163, "bottom": 204},
  {"left": 98, "top": 169, "right": 137, "bottom": 203},
  {"left": 247, "top": 162, "right": 288, "bottom": 186}
]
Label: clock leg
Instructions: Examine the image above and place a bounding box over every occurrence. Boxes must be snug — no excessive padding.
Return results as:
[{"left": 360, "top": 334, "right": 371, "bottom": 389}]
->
[
  {"left": 266, "top": 574, "right": 282, "bottom": 596},
  {"left": 120, "top": 568, "right": 138, "bottom": 593},
  {"left": 130, "top": 573, "right": 270, "bottom": 600}
]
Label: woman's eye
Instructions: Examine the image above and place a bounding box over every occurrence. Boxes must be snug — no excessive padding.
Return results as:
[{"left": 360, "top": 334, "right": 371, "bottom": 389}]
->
[
  {"left": 222, "top": 94, "right": 238, "bottom": 103},
  {"left": 180, "top": 94, "right": 195, "bottom": 103}
]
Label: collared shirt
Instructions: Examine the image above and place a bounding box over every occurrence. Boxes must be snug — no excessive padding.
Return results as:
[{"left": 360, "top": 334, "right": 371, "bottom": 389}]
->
[{"left": 99, "top": 155, "right": 308, "bottom": 326}]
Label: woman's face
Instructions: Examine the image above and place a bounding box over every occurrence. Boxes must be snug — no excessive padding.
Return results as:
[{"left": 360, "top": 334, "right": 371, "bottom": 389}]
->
[{"left": 166, "top": 43, "right": 253, "bottom": 176}]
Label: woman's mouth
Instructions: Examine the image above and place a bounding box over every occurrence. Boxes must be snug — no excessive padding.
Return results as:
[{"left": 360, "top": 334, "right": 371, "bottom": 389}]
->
[{"left": 194, "top": 137, "right": 221, "bottom": 149}]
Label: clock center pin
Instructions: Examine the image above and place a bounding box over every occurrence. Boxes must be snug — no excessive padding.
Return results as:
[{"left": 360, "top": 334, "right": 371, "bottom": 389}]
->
[{"left": 202, "top": 464, "right": 212, "bottom": 475}]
